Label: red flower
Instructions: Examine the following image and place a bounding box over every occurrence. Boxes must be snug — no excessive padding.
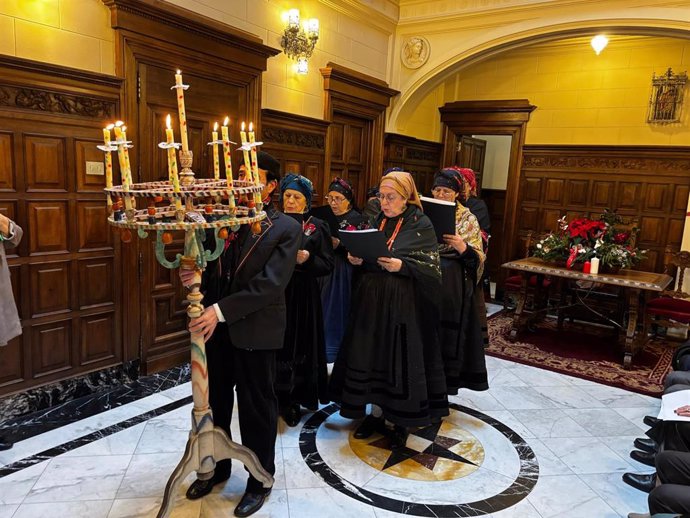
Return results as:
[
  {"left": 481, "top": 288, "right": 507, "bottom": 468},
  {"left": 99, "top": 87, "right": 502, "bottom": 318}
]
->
[
  {"left": 345, "top": 224, "right": 357, "bottom": 231},
  {"left": 614, "top": 232, "right": 630, "bottom": 244},
  {"left": 303, "top": 222, "right": 317, "bottom": 236}
]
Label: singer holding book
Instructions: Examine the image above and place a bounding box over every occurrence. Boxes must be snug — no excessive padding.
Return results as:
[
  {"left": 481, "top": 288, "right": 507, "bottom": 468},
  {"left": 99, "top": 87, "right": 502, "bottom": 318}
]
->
[
  {"left": 276, "top": 174, "right": 334, "bottom": 426},
  {"left": 431, "top": 168, "right": 489, "bottom": 394},
  {"left": 319, "top": 177, "right": 364, "bottom": 363},
  {"left": 329, "top": 171, "right": 448, "bottom": 450}
]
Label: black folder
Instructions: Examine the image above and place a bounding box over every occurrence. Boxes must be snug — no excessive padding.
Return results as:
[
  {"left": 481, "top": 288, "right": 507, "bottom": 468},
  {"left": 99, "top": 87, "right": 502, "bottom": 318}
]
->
[
  {"left": 337, "top": 229, "right": 392, "bottom": 264},
  {"left": 420, "top": 196, "right": 456, "bottom": 243},
  {"left": 309, "top": 205, "right": 338, "bottom": 236}
]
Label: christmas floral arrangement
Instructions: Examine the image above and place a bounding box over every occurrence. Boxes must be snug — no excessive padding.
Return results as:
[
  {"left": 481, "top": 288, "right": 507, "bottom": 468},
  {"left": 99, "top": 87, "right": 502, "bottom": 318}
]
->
[{"left": 532, "top": 210, "right": 645, "bottom": 270}]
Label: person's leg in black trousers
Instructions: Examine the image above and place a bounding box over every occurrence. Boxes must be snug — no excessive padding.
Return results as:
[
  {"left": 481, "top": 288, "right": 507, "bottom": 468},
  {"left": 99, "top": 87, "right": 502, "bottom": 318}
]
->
[
  {"left": 206, "top": 327, "right": 234, "bottom": 478},
  {"left": 233, "top": 347, "right": 278, "bottom": 494},
  {"left": 648, "top": 451, "right": 690, "bottom": 514}
]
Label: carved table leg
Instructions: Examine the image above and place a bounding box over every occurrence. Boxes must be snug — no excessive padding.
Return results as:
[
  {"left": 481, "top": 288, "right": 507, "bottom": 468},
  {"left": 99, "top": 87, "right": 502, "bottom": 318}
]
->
[
  {"left": 509, "top": 273, "right": 528, "bottom": 341},
  {"left": 623, "top": 288, "right": 641, "bottom": 370}
]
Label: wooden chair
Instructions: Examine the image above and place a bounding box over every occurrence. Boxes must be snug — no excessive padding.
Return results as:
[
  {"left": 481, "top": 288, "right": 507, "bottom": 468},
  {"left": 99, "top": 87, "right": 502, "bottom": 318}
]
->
[
  {"left": 503, "top": 231, "right": 552, "bottom": 310},
  {"left": 644, "top": 246, "right": 690, "bottom": 340}
]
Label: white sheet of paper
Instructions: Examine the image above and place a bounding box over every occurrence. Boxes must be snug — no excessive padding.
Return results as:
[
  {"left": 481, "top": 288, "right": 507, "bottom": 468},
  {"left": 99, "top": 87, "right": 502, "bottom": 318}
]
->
[{"left": 657, "top": 389, "right": 690, "bottom": 422}]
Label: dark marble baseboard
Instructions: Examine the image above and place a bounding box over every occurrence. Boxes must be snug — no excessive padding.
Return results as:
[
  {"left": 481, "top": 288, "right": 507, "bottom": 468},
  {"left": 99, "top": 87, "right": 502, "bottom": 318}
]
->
[{"left": 0, "top": 363, "right": 190, "bottom": 443}]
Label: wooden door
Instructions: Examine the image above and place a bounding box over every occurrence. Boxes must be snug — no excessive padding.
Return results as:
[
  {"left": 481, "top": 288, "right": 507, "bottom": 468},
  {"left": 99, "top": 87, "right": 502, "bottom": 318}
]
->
[
  {"left": 136, "top": 62, "right": 242, "bottom": 373},
  {"left": 0, "top": 58, "right": 122, "bottom": 397},
  {"left": 328, "top": 112, "right": 370, "bottom": 207},
  {"left": 456, "top": 136, "right": 486, "bottom": 194}
]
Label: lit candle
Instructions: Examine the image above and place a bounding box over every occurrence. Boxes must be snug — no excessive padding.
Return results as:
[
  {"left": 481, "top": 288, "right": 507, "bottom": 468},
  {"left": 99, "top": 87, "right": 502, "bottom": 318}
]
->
[
  {"left": 221, "top": 117, "right": 236, "bottom": 209},
  {"left": 165, "top": 114, "right": 182, "bottom": 211},
  {"left": 239, "top": 121, "right": 253, "bottom": 184},
  {"left": 121, "top": 125, "right": 133, "bottom": 186},
  {"left": 212, "top": 121, "right": 220, "bottom": 181},
  {"left": 248, "top": 122, "right": 262, "bottom": 204},
  {"left": 112, "top": 121, "right": 132, "bottom": 213},
  {"left": 103, "top": 125, "right": 113, "bottom": 213},
  {"left": 175, "top": 70, "right": 189, "bottom": 153}
]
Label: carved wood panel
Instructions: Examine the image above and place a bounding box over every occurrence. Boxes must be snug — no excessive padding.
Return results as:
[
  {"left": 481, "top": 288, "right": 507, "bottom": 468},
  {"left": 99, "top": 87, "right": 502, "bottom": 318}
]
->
[
  {"left": 0, "top": 55, "right": 122, "bottom": 397},
  {"left": 518, "top": 146, "right": 690, "bottom": 273},
  {"left": 260, "top": 109, "right": 329, "bottom": 205},
  {"left": 0, "top": 132, "right": 14, "bottom": 191},
  {"left": 383, "top": 133, "right": 443, "bottom": 196}
]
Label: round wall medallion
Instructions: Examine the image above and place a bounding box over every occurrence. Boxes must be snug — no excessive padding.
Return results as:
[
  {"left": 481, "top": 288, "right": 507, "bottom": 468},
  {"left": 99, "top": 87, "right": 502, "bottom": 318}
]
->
[{"left": 401, "top": 36, "right": 430, "bottom": 69}]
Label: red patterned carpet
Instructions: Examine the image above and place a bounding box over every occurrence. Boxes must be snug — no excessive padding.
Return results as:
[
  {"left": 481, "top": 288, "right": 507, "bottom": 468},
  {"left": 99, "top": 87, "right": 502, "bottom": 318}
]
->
[{"left": 487, "top": 313, "right": 675, "bottom": 396}]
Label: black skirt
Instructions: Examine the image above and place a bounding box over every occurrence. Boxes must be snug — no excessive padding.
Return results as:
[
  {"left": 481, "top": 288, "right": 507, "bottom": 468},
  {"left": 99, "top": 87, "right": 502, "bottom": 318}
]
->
[
  {"left": 276, "top": 270, "right": 329, "bottom": 410},
  {"left": 439, "top": 256, "right": 489, "bottom": 393},
  {"left": 329, "top": 270, "right": 449, "bottom": 428}
]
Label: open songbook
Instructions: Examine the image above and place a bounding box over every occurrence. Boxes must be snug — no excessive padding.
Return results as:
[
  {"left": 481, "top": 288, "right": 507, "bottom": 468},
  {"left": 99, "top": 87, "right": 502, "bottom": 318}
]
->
[
  {"left": 657, "top": 389, "right": 690, "bottom": 423},
  {"left": 337, "top": 229, "right": 392, "bottom": 264},
  {"left": 420, "top": 196, "right": 456, "bottom": 243}
]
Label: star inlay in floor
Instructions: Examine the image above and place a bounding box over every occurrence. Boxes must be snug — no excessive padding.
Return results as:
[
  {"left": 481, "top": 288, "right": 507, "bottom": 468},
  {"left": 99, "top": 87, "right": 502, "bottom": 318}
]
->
[{"left": 348, "top": 419, "right": 485, "bottom": 481}]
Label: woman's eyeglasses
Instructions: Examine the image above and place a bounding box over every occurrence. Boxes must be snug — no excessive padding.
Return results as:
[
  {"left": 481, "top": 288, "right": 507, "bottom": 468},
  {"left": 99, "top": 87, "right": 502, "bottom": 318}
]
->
[
  {"left": 376, "top": 193, "right": 402, "bottom": 203},
  {"left": 326, "top": 195, "right": 347, "bottom": 204},
  {"left": 432, "top": 187, "right": 456, "bottom": 198}
]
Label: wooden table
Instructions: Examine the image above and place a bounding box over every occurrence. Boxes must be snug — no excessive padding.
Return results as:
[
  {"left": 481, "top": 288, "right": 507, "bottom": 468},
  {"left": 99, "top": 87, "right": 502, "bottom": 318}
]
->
[{"left": 502, "top": 257, "right": 672, "bottom": 369}]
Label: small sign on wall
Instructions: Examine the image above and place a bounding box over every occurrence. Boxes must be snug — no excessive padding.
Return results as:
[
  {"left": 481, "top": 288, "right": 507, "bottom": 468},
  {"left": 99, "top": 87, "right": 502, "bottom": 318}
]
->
[{"left": 86, "top": 161, "right": 105, "bottom": 176}]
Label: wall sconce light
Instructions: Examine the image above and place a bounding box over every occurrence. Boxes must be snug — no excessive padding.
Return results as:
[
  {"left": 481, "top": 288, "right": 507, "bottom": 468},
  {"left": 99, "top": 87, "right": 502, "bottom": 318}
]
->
[
  {"left": 591, "top": 34, "right": 608, "bottom": 55},
  {"left": 280, "top": 8, "right": 319, "bottom": 74}
]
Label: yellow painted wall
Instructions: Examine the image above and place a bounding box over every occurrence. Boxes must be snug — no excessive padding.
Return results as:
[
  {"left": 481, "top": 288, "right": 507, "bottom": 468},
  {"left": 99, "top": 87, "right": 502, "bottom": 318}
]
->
[
  {"left": 0, "top": 0, "right": 395, "bottom": 121},
  {"left": 401, "top": 36, "right": 690, "bottom": 145},
  {"left": 0, "top": 0, "right": 114, "bottom": 74}
]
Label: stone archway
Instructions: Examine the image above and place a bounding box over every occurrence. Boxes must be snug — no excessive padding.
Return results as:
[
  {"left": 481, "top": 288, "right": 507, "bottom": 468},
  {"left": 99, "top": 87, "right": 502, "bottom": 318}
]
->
[{"left": 388, "top": 16, "right": 690, "bottom": 133}]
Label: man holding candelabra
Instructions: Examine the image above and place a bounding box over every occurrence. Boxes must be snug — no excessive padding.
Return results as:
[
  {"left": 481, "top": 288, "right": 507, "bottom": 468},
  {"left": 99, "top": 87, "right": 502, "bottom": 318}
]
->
[{"left": 179, "top": 151, "right": 300, "bottom": 517}]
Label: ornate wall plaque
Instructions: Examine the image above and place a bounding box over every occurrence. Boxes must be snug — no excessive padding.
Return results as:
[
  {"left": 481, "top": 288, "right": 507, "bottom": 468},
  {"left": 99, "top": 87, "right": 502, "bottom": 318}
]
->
[
  {"left": 647, "top": 68, "right": 687, "bottom": 124},
  {"left": 401, "top": 36, "right": 430, "bottom": 69}
]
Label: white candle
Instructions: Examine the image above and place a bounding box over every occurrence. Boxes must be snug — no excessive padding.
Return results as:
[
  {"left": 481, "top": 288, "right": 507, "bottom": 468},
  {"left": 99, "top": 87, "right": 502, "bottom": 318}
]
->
[
  {"left": 221, "top": 117, "right": 236, "bottom": 209},
  {"left": 165, "top": 115, "right": 182, "bottom": 211},
  {"left": 212, "top": 121, "right": 220, "bottom": 181},
  {"left": 103, "top": 125, "right": 113, "bottom": 213},
  {"left": 175, "top": 70, "right": 189, "bottom": 153},
  {"left": 248, "top": 122, "right": 261, "bottom": 204},
  {"left": 239, "top": 122, "right": 252, "bottom": 184}
]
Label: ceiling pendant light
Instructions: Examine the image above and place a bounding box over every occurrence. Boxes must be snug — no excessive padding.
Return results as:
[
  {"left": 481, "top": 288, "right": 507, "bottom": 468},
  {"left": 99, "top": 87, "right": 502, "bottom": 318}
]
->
[{"left": 591, "top": 35, "right": 609, "bottom": 55}]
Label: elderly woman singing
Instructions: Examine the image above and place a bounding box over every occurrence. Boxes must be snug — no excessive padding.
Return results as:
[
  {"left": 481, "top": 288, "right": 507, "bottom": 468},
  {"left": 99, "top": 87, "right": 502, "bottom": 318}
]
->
[{"left": 329, "top": 171, "right": 448, "bottom": 449}]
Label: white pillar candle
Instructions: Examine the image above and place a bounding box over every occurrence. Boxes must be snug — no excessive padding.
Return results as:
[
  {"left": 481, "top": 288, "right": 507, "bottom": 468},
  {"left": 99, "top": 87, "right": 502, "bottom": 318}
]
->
[{"left": 590, "top": 257, "right": 600, "bottom": 275}]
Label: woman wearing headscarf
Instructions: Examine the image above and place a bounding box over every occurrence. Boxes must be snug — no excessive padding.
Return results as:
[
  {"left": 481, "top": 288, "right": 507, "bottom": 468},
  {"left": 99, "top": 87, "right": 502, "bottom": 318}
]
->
[
  {"left": 453, "top": 167, "right": 491, "bottom": 348},
  {"left": 277, "top": 174, "right": 335, "bottom": 426},
  {"left": 320, "top": 177, "right": 364, "bottom": 362},
  {"left": 432, "top": 169, "right": 489, "bottom": 394},
  {"left": 329, "top": 171, "right": 448, "bottom": 449}
]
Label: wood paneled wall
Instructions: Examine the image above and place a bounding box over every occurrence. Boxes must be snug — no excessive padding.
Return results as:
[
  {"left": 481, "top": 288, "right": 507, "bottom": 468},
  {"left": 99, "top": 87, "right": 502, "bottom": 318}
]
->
[
  {"left": 383, "top": 133, "right": 443, "bottom": 196},
  {"left": 0, "top": 56, "right": 122, "bottom": 396},
  {"left": 260, "top": 109, "right": 329, "bottom": 205},
  {"left": 518, "top": 146, "right": 690, "bottom": 273}
]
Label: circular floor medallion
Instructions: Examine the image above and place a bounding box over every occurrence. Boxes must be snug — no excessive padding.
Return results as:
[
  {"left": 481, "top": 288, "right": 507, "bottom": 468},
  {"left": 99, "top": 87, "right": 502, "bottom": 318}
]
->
[{"left": 300, "top": 402, "right": 539, "bottom": 517}]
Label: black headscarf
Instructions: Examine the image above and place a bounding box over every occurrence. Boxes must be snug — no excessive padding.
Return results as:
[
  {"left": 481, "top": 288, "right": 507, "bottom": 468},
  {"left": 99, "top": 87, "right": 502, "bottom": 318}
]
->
[
  {"left": 433, "top": 168, "right": 465, "bottom": 193},
  {"left": 328, "top": 177, "right": 354, "bottom": 203}
]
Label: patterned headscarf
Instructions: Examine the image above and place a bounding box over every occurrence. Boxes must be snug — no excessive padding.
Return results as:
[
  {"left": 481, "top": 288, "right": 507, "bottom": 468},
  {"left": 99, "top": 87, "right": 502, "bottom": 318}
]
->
[
  {"left": 379, "top": 171, "right": 422, "bottom": 210},
  {"left": 433, "top": 168, "right": 466, "bottom": 193},
  {"left": 328, "top": 177, "right": 354, "bottom": 203},
  {"left": 280, "top": 174, "right": 314, "bottom": 210}
]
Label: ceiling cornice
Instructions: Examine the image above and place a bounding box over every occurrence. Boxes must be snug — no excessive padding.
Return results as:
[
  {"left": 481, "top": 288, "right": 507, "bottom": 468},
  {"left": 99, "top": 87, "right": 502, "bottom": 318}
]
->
[{"left": 318, "top": 0, "right": 399, "bottom": 33}]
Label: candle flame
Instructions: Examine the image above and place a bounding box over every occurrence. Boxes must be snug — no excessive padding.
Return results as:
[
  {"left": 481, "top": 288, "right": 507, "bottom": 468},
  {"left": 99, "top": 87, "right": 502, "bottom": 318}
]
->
[
  {"left": 176, "top": 69, "right": 181, "bottom": 75},
  {"left": 121, "top": 126, "right": 127, "bottom": 132},
  {"left": 106, "top": 123, "right": 115, "bottom": 130},
  {"left": 249, "top": 122, "right": 253, "bottom": 132},
  {"left": 115, "top": 120, "right": 124, "bottom": 127},
  {"left": 241, "top": 121, "right": 245, "bottom": 131},
  {"left": 223, "top": 116, "right": 230, "bottom": 126},
  {"left": 214, "top": 121, "right": 219, "bottom": 131},
  {"left": 166, "top": 114, "right": 171, "bottom": 130}
]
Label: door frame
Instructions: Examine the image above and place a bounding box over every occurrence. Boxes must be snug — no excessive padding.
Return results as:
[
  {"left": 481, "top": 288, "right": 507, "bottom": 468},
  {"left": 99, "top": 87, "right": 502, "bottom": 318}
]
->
[
  {"left": 321, "top": 63, "right": 398, "bottom": 207},
  {"left": 439, "top": 99, "right": 536, "bottom": 284}
]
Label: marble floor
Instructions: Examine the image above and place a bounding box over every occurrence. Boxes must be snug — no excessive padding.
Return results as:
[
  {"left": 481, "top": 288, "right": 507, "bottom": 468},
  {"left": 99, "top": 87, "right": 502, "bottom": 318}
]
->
[{"left": 0, "top": 310, "right": 661, "bottom": 518}]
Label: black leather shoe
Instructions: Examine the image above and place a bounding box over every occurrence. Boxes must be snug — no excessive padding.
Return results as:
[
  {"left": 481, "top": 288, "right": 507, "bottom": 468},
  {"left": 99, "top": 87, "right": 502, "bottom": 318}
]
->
[
  {"left": 633, "top": 437, "right": 658, "bottom": 454},
  {"left": 630, "top": 449, "right": 656, "bottom": 467},
  {"left": 234, "top": 490, "right": 271, "bottom": 517},
  {"left": 643, "top": 415, "right": 660, "bottom": 427},
  {"left": 0, "top": 437, "right": 12, "bottom": 451},
  {"left": 354, "top": 415, "right": 384, "bottom": 439},
  {"left": 622, "top": 472, "right": 656, "bottom": 493},
  {"left": 185, "top": 469, "right": 231, "bottom": 500},
  {"left": 390, "top": 425, "right": 409, "bottom": 450},
  {"left": 282, "top": 404, "right": 301, "bottom": 427}
]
